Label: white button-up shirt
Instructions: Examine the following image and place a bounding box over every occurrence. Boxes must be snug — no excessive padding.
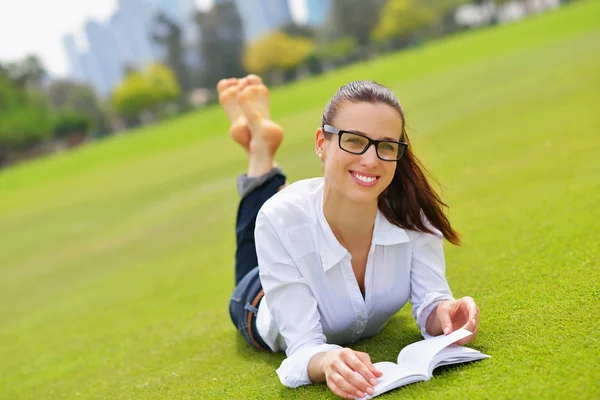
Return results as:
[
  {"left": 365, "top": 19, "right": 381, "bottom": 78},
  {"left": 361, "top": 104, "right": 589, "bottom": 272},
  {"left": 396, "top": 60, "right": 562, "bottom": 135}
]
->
[{"left": 254, "top": 178, "right": 454, "bottom": 388}]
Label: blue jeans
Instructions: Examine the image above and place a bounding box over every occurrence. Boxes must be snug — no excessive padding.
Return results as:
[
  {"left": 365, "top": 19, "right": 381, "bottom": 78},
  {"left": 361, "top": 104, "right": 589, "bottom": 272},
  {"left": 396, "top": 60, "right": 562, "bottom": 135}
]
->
[{"left": 228, "top": 169, "right": 286, "bottom": 352}]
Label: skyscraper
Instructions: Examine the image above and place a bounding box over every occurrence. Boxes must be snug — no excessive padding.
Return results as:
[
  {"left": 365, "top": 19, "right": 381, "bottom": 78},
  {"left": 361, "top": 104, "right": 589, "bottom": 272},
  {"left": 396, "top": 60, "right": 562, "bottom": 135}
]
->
[
  {"left": 306, "top": 0, "right": 332, "bottom": 26},
  {"left": 84, "top": 20, "right": 123, "bottom": 95},
  {"left": 79, "top": 51, "right": 107, "bottom": 96},
  {"left": 63, "top": 0, "right": 199, "bottom": 95},
  {"left": 62, "top": 34, "right": 85, "bottom": 81},
  {"left": 234, "top": 0, "right": 293, "bottom": 42}
]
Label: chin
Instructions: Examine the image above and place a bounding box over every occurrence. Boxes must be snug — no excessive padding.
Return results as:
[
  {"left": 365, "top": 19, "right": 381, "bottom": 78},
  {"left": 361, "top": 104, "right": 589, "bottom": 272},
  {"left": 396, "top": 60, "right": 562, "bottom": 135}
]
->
[{"left": 345, "top": 186, "right": 384, "bottom": 204}]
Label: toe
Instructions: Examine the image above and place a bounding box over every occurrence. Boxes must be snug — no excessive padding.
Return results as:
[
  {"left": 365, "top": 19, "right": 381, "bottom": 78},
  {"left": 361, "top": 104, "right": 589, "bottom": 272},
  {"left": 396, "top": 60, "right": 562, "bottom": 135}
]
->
[
  {"left": 219, "top": 86, "right": 238, "bottom": 104},
  {"left": 237, "top": 77, "right": 251, "bottom": 92},
  {"left": 217, "top": 78, "right": 238, "bottom": 93},
  {"left": 246, "top": 74, "right": 263, "bottom": 85},
  {"left": 257, "top": 84, "right": 269, "bottom": 97}
]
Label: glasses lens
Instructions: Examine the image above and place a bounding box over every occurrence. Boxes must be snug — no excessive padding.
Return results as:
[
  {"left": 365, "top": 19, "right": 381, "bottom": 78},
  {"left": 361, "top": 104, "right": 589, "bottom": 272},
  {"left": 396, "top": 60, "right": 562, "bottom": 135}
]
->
[
  {"left": 377, "top": 142, "right": 401, "bottom": 160},
  {"left": 340, "top": 132, "right": 369, "bottom": 154}
]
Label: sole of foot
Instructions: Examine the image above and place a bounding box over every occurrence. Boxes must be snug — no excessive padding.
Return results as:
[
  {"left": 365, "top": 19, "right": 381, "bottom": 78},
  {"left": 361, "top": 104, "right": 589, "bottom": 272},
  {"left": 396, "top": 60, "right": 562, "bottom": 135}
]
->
[
  {"left": 237, "top": 77, "right": 283, "bottom": 159},
  {"left": 217, "top": 77, "right": 250, "bottom": 152}
]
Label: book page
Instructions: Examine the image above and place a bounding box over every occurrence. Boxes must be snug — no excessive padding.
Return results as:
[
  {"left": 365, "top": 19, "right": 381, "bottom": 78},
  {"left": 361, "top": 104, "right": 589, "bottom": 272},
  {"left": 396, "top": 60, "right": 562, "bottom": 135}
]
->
[
  {"left": 358, "top": 362, "right": 426, "bottom": 400},
  {"left": 397, "top": 329, "right": 473, "bottom": 376},
  {"left": 429, "top": 345, "right": 490, "bottom": 374}
]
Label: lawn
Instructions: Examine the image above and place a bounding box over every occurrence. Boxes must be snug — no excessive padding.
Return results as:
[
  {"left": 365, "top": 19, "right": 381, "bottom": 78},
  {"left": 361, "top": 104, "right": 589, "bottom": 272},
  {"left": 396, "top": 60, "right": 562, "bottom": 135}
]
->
[{"left": 1, "top": 1, "right": 599, "bottom": 399}]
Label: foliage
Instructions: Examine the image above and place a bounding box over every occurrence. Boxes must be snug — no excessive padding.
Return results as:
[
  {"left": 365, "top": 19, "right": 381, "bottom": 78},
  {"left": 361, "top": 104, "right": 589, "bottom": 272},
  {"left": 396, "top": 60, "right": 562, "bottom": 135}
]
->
[
  {"left": 153, "top": 12, "right": 191, "bottom": 94},
  {"left": 111, "top": 63, "right": 181, "bottom": 118},
  {"left": 243, "top": 32, "right": 316, "bottom": 75},
  {"left": 315, "top": 36, "right": 358, "bottom": 62},
  {"left": 194, "top": 1, "right": 246, "bottom": 89},
  {"left": 46, "top": 80, "right": 108, "bottom": 132},
  {"left": 3, "top": 54, "right": 46, "bottom": 89},
  {"left": 281, "top": 22, "right": 316, "bottom": 38},
  {"left": 371, "top": 0, "right": 439, "bottom": 42},
  {"left": 0, "top": 75, "right": 52, "bottom": 153},
  {"left": 0, "top": 105, "right": 52, "bottom": 151},
  {"left": 330, "top": 0, "right": 387, "bottom": 47},
  {"left": 51, "top": 111, "right": 90, "bottom": 139}
]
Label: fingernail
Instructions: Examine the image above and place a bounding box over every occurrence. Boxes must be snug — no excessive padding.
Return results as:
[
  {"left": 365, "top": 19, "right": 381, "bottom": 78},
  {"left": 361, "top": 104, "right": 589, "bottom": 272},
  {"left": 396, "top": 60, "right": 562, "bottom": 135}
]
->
[
  {"left": 472, "top": 318, "right": 477, "bottom": 325},
  {"left": 366, "top": 387, "right": 375, "bottom": 395},
  {"left": 443, "top": 326, "right": 450, "bottom": 335},
  {"left": 370, "top": 378, "right": 378, "bottom": 386},
  {"left": 356, "top": 390, "right": 365, "bottom": 398}
]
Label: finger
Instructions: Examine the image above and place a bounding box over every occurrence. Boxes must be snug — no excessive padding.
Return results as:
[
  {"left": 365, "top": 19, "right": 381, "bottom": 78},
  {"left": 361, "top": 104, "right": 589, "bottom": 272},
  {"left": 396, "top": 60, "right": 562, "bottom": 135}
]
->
[
  {"left": 326, "top": 377, "right": 357, "bottom": 399},
  {"left": 330, "top": 365, "right": 365, "bottom": 398},
  {"left": 462, "top": 297, "right": 479, "bottom": 320},
  {"left": 457, "top": 319, "right": 479, "bottom": 345},
  {"left": 337, "top": 362, "right": 372, "bottom": 396},
  {"left": 354, "top": 352, "right": 382, "bottom": 384},
  {"left": 437, "top": 305, "right": 454, "bottom": 335}
]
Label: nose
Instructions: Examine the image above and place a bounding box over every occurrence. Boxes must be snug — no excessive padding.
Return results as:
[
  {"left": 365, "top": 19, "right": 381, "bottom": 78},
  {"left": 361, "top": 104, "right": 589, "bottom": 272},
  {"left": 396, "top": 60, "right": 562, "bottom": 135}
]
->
[{"left": 359, "top": 143, "right": 379, "bottom": 168}]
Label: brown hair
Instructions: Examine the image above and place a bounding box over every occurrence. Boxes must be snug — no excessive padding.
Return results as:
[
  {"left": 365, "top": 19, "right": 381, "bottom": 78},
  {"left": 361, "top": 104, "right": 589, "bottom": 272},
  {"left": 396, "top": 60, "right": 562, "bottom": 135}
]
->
[{"left": 321, "top": 80, "right": 460, "bottom": 245}]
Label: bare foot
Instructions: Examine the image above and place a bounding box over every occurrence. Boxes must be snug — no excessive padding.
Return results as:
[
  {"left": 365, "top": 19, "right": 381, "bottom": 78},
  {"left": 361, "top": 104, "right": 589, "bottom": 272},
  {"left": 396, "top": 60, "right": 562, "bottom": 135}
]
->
[
  {"left": 237, "top": 77, "right": 283, "bottom": 176},
  {"left": 217, "top": 78, "right": 250, "bottom": 152}
]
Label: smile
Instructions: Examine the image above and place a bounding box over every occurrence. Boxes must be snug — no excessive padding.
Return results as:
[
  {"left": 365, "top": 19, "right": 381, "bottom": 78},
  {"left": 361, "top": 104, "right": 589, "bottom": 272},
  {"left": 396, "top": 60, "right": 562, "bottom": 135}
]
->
[{"left": 349, "top": 171, "right": 380, "bottom": 187}]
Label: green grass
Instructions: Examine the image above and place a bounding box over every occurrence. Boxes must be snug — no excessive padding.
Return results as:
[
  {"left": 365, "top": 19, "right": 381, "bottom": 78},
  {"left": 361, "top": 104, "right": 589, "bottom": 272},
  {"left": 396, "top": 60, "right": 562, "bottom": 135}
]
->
[{"left": 1, "top": 1, "right": 600, "bottom": 399}]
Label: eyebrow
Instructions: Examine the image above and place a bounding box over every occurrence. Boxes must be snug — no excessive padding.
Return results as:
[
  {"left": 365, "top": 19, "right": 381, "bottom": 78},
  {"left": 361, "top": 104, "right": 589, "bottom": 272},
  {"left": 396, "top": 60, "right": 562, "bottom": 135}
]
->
[{"left": 346, "top": 129, "right": 399, "bottom": 142}]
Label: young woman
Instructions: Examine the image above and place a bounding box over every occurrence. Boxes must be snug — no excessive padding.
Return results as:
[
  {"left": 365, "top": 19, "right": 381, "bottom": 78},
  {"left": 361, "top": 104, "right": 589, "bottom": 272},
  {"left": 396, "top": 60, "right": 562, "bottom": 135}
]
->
[{"left": 221, "top": 75, "right": 480, "bottom": 399}]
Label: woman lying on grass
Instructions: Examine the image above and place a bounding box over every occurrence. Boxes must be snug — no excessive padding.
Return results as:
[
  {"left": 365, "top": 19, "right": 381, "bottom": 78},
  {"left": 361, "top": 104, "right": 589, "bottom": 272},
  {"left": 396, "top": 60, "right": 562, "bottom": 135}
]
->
[{"left": 221, "top": 75, "right": 480, "bottom": 399}]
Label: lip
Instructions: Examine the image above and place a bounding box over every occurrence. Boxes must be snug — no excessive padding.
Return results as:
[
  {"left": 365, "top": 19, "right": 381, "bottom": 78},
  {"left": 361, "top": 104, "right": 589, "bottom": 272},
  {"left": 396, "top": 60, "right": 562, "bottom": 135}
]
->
[{"left": 349, "top": 170, "right": 380, "bottom": 187}]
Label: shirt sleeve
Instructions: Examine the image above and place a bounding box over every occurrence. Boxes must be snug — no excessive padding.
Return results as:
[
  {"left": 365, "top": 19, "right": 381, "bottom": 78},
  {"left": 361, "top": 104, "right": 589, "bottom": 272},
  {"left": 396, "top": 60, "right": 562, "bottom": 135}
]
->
[
  {"left": 409, "top": 230, "right": 455, "bottom": 338},
  {"left": 255, "top": 211, "right": 342, "bottom": 388}
]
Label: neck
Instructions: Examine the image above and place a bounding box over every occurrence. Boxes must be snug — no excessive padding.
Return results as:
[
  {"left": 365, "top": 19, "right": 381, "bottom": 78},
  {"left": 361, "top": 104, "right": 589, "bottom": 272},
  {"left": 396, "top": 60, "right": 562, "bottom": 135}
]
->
[{"left": 322, "top": 183, "right": 378, "bottom": 249}]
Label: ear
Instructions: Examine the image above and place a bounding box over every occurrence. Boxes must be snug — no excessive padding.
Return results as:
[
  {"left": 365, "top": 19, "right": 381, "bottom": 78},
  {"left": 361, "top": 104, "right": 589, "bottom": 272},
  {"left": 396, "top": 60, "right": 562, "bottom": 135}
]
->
[{"left": 315, "top": 127, "right": 326, "bottom": 157}]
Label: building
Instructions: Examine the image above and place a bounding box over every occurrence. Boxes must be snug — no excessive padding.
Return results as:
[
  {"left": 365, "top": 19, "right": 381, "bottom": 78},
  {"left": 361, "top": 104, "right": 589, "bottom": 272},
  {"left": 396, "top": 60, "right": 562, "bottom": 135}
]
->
[
  {"left": 79, "top": 52, "right": 107, "bottom": 96},
  {"left": 305, "top": 0, "right": 332, "bottom": 26},
  {"left": 62, "top": 34, "right": 85, "bottom": 81},
  {"left": 234, "top": 0, "right": 293, "bottom": 42},
  {"left": 64, "top": 0, "right": 198, "bottom": 96},
  {"left": 84, "top": 20, "right": 123, "bottom": 95}
]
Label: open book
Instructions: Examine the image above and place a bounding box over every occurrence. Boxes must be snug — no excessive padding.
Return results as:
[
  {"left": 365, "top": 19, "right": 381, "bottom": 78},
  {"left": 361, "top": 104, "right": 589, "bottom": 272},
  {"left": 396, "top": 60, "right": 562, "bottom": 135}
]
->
[{"left": 359, "top": 329, "right": 490, "bottom": 399}]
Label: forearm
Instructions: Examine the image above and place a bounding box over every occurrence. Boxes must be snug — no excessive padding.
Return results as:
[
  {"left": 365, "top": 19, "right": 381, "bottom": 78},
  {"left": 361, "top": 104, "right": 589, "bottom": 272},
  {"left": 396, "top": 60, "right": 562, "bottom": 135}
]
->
[{"left": 307, "top": 351, "right": 328, "bottom": 383}]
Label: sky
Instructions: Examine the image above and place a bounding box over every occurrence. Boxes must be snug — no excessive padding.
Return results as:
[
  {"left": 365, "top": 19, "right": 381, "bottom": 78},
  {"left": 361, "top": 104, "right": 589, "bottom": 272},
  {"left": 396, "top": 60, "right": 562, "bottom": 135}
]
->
[{"left": 0, "top": 0, "right": 307, "bottom": 78}]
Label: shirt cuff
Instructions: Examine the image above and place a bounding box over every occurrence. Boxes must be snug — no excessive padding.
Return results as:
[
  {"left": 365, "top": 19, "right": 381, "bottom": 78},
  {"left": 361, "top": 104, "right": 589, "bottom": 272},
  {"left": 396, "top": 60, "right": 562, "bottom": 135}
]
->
[
  {"left": 276, "top": 343, "right": 343, "bottom": 388},
  {"left": 416, "top": 293, "right": 454, "bottom": 339}
]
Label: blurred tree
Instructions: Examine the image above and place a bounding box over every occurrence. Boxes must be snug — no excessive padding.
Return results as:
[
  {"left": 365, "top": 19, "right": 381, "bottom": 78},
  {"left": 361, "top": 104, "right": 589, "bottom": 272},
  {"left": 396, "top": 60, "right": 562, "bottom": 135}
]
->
[
  {"left": 316, "top": 36, "right": 358, "bottom": 64},
  {"left": 194, "top": 0, "right": 246, "bottom": 89},
  {"left": 146, "top": 63, "right": 181, "bottom": 103},
  {"left": 5, "top": 55, "right": 46, "bottom": 89},
  {"left": 111, "top": 63, "right": 180, "bottom": 120},
  {"left": 112, "top": 70, "right": 155, "bottom": 119},
  {"left": 0, "top": 74, "right": 52, "bottom": 163},
  {"left": 330, "top": 0, "right": 386, "bottom": 49},
  {"left": 243, "top": 31, "right": 316, "bottom": 77},
  {"left": 152, "top": 12, "right": 191, "bottom": 94},
  {"left": 0, "top": 62, "right": 7, "bottom": 79},
  {"left": 282, "top": 22, "right": 316, "bottom": 38},
  {"left": 371, "top": 0, "right": 437, "bottom": 44},
  {"left": 52, "top": 111, "right": 90, "bottom": 139},
  {"left": 47, "top": 80, "right": 109, "bottom": 133}
]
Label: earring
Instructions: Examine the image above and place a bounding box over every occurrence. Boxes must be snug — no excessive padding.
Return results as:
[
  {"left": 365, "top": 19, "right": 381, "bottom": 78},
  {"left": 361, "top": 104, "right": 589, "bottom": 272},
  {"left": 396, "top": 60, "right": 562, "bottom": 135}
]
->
[{"left": 318, "top": 153, "right": 323, "bottom": 158}]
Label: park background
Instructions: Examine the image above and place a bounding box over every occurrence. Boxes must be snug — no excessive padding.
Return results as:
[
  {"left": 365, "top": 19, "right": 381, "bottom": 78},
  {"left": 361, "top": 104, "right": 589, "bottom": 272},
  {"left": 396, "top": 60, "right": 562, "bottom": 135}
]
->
[{"left": 0, "top": 0, "right": 599, "bottom": 399}]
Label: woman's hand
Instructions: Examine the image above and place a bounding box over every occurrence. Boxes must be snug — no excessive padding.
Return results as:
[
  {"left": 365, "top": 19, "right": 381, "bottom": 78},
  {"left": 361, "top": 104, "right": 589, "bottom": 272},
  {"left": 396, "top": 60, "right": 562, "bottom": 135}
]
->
[
  {"left": 320, "top": 348, "right": 383, "bottom": 399},
  {"left": 434, "top": 296, "right": 480, "bottom": 345}
]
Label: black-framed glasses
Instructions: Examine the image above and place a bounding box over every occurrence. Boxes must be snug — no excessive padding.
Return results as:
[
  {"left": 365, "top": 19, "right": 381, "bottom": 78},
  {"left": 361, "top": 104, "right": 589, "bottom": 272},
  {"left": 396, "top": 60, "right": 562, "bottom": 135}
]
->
[{"left": 323, "top": 124, "right": 408, "bottom": 161}]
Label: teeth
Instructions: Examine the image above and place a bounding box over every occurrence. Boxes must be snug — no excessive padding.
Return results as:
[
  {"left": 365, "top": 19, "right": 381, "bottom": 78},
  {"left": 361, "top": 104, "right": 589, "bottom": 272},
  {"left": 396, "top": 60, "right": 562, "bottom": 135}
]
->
[{"left": 353, "top": 172, "right": 376, "bottom": 183}]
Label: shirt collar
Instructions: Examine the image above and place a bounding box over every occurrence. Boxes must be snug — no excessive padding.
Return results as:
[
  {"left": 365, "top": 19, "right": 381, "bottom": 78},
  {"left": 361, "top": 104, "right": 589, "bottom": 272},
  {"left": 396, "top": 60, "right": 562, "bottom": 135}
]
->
[
  {"left": 316, "top": 187, "right": 410, "bottom": 272},
  {"left": 372, "top": 208, "right": 410, "bottom": 245}
]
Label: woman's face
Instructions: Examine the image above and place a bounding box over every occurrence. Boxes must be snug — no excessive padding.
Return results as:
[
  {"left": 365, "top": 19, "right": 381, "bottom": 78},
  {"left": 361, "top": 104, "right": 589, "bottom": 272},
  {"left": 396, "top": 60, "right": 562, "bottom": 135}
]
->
[{"left": 316, "top": 101, "right": 404, "bottom": 205}]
